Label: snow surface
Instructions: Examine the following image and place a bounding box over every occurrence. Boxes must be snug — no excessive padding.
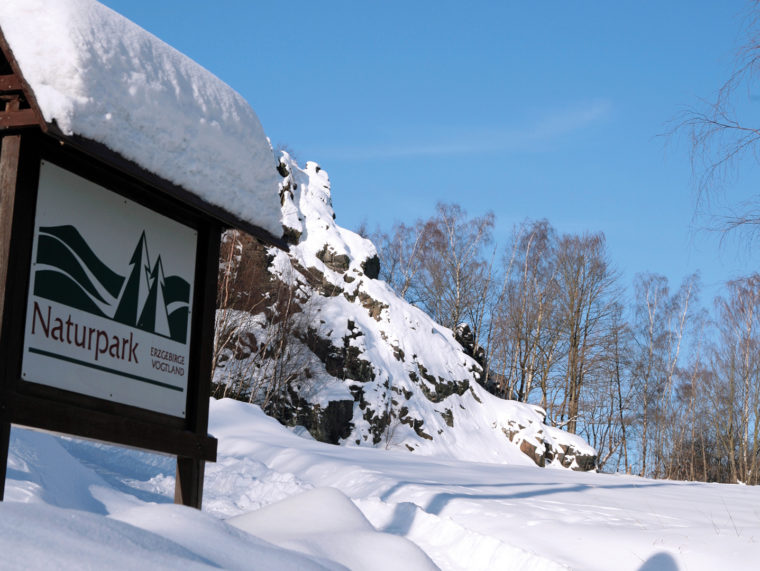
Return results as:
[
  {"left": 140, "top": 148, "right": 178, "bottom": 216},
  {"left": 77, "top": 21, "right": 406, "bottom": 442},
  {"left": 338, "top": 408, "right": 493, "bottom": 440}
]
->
[
  {"left": 5, "top": 398, "right": 760, "bottom": 570},
  {"left": 0, "top": 0, "right": 283, "bottom": 236}
]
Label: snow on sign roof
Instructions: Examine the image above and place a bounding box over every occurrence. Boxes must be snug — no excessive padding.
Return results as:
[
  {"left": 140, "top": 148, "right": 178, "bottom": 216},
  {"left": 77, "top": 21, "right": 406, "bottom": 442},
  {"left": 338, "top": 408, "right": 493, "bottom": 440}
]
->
[{"left": 0, "top": 0, "right": 283, "bottom": 239}]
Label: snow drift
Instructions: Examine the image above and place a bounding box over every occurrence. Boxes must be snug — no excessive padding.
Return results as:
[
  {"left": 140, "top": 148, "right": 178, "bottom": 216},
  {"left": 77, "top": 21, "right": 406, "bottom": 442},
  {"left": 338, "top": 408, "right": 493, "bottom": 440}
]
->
[{"left": 6, "top": 398, "right": 760, "bottom": 571}]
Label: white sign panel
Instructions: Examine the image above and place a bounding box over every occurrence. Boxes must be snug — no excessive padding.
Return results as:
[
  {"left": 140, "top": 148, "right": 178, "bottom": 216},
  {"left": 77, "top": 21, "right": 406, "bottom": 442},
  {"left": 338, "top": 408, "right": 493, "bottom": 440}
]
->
[{"left": 21, "top": 161, "right": 197, "bottom": 417}]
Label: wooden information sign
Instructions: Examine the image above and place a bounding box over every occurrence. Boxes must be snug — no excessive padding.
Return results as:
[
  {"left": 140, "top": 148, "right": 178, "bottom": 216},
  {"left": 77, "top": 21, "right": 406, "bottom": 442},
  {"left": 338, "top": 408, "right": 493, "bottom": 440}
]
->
[
  {"left": 0, "top": 133, "right": 220, "bottom": 509},
  {"left": 0, "top": 25, "right": 282, "bottom": 509}
]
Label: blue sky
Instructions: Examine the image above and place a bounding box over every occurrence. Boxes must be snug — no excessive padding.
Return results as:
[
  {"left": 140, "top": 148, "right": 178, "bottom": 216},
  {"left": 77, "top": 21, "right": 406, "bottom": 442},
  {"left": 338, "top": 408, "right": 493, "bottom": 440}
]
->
[{"left": 101, "top": 1, "right": 760, "bottom": 304}]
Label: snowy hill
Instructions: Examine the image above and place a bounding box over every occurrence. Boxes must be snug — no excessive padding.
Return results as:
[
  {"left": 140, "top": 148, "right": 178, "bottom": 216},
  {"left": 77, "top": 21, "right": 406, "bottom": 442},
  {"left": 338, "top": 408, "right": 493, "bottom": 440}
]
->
[
  {"left": 213, "top": 153, "right": 595, "bottom": 471},
  {"left": 5, "top": 398, "right": 760, "bottom": 570}
]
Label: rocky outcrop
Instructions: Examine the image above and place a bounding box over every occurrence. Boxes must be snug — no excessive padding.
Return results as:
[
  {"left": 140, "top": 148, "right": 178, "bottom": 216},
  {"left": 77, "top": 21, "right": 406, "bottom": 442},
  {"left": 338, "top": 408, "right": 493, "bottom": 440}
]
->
[
  {"left": 316, "top": 244, "right": 350, "bottom": 273},
  {"left": 212, "top": 152, "right": 597, "bottom": 469},
  {"left": 454, "top": 323, "right": 486, "bottom": 370},
  {"left": 360, "top": 255, "right": 380, "bottom": 279},
  {"left": 502, "top": 415, "right": 597, "bottom": 471},
  {"left": 546, "top": 443, "right": 597, "bottom": 471}
]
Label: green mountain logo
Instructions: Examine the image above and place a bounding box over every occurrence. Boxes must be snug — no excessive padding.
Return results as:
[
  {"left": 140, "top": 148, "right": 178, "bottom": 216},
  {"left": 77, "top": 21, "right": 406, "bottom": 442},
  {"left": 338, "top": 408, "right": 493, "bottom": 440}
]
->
[{"left": 33, "top": 225, "right": 191, "bottom": 343}]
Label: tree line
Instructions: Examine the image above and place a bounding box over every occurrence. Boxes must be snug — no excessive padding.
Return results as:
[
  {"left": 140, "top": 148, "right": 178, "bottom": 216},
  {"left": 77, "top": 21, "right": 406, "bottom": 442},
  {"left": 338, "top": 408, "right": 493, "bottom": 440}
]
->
[{"left": 368, "top": 204, "right": 760, "bottom": 484}]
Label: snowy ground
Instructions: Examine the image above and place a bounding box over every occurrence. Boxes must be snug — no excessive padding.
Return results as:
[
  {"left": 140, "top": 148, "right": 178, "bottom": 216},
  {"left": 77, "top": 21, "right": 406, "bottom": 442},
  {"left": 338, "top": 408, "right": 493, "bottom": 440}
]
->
[{"left": 4, "top": 398, "right": 760, "bottom": 570}]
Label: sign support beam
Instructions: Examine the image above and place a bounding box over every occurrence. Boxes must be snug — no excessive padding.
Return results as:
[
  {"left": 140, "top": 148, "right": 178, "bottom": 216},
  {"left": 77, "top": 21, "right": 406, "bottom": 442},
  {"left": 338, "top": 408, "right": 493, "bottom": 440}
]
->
[
  {"left": 173, "top": 220, "right": 220, "bottom": 508},
  {"left": 0, "top": 98, "right": 21, "bottom": 500},
  {"left": 0, "top": 418, "right": 8, "bottom": 501},
  {"left": 0, "top": 130, "right": 20, "bottom": 327},
  {"left": 174, "top": 457, "right": 205, "bottom": 508}
]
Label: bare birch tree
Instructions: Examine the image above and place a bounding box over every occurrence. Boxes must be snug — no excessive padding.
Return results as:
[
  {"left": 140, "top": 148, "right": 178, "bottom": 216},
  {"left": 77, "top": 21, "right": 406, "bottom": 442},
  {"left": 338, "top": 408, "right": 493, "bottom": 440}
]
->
[
  {"left": 555, "top": 232, "right": 618, "bottom": 434},
  {"left": 710, "top": 275, "right": 760, "bottom": 484},
  {"left": 672, "top": 3, "right": 760, "bottom": 241},
  {"left": 491, "top": 220, "right": 562, "bottom": 404}
]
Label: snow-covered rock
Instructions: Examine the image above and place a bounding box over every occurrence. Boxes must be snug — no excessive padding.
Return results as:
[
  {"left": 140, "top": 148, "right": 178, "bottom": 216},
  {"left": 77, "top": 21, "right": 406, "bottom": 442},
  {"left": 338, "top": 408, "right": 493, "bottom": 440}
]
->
[{"left": 214, "top": 153, "right": 596, "bottom": 470}]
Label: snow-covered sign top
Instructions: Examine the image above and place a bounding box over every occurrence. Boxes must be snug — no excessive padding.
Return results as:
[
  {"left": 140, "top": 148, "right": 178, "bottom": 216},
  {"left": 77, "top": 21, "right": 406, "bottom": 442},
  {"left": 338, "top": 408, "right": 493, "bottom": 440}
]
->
[{"left": 0, "top": 0, "right": 283, "bottom": 237}]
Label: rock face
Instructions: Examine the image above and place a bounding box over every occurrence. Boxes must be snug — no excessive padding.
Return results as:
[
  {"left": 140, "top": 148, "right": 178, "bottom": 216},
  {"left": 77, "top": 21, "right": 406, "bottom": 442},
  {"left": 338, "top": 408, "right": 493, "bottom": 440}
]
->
[
  {"left": 501, "top": 408, "right": 597, "bottom": 470},
  {"left": 213, "top": 152, "right": 597, "bottom": 470}
]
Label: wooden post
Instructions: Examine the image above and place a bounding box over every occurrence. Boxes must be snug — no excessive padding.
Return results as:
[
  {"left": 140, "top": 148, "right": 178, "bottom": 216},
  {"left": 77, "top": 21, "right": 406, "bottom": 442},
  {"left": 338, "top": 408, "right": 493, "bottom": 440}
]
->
[
  {"left": 0, "top": 417, "right": 8, "bottom": 501},
  {"left": 173, "top": 221, "right": 221, "bottom": 509},
  {"left": 174, "top": 457, "right": 205, "bottom": 508},
  {"left": 0, "top": 94, "right": 22, "bottom": 500},
  {"left": 0, "top": 132, "right": 20, "bottom": 329}
]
